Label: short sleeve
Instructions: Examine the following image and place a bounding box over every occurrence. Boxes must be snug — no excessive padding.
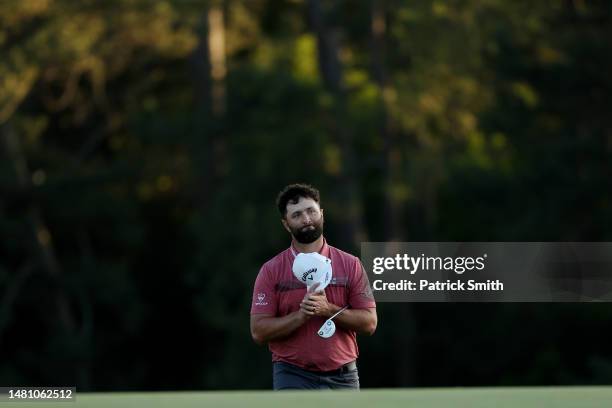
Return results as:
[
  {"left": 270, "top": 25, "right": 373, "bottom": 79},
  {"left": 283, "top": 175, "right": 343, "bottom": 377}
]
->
[
  {"left": 250, "top": 265, "right": 278, "bottom": 315},
  {"left": 348, "top": 258, "right": 376, "bottom": 309}
]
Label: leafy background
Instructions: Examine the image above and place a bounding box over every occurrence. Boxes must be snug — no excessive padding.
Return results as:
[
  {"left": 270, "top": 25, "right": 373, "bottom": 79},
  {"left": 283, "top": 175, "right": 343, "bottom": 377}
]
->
[{"left": 1, "top": 0, "right": 611, "bottom": 390}]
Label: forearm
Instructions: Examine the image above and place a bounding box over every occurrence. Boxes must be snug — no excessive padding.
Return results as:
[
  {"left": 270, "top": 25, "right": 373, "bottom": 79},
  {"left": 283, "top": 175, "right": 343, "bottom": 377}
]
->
[
  {"left": 328, "top": 305, "right": 377, "bottom": 335},
  {"left": 251, "top": 311, "right": 308, "bottom": 345}
]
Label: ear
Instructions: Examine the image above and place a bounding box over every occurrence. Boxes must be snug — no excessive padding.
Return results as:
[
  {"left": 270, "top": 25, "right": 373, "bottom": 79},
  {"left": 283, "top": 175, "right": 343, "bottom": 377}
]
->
[{"left": 281, "top": 218, "right": 291, "bottom": 233}]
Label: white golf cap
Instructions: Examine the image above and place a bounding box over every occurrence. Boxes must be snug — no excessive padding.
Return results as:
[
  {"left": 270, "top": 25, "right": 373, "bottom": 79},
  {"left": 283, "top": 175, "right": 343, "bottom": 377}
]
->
[{"left": 291, "top": 252, "right": 333, "bottom": 290}]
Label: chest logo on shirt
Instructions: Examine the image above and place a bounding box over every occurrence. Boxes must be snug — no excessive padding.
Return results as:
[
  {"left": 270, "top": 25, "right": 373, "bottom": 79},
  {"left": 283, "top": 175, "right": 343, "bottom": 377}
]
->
[{"left": 255, "top": 292, "right": 268, "bottom": 306}]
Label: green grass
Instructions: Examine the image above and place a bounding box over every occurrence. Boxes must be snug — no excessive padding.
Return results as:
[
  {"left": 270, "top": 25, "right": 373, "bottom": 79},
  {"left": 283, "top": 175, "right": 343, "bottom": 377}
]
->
[{"left": 2, "top": 387, "right": 610, "bottom": 408}]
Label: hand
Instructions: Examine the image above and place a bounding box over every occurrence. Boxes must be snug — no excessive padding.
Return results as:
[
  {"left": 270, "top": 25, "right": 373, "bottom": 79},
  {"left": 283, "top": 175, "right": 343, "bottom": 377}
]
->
[
  {"left": 297, "top": 283, "right": 320, "bottom": 321},
  {"left": 300, "top": 286, "right": 336, "bottom": 318}
]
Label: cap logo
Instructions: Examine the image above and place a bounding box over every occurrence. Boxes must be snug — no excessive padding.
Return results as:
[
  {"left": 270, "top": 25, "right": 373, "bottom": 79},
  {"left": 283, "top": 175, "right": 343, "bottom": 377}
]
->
[{"left": 302, "top": 267, "right": 317, "bottom": 282}]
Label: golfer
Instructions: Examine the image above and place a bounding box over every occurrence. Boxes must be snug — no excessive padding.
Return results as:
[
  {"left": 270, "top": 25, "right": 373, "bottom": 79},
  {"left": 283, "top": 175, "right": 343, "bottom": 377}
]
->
[{"left": 250, "top": 184, "right": 377, "bottom": 390}]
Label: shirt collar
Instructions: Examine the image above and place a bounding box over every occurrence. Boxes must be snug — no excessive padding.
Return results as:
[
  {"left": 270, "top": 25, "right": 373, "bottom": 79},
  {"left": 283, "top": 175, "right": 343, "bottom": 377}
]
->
[{"left": 289, "top": 237, "right": 330, "bottom": 259}]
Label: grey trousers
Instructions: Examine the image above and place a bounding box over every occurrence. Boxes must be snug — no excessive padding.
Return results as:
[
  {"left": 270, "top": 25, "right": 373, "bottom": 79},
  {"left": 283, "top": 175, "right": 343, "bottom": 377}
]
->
[{"left": 272, "top": 361, "right": 360, "bottom": 390}]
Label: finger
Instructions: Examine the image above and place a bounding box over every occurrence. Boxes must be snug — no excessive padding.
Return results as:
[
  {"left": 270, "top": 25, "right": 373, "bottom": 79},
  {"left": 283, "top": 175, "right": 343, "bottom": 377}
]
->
[
  {"left": 306, "top": 294, "right": 324, "bottom": 302},
  {"left": 304, "top": 303, "right": 318, "bottom": 313},
  {"left": 300, "top": 305, "right": 315, "bottom": 315}
]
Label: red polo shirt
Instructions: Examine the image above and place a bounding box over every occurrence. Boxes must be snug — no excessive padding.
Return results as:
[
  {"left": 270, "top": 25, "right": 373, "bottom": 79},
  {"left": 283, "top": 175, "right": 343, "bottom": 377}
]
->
[{"left": 250, "top": 239, "right": 376, "bottom": 372}]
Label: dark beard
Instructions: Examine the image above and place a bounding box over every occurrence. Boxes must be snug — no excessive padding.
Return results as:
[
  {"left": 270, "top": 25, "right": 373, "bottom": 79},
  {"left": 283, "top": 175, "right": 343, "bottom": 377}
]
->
[{"left": 292, "top": 221, "right": 323, "bottom": 244}]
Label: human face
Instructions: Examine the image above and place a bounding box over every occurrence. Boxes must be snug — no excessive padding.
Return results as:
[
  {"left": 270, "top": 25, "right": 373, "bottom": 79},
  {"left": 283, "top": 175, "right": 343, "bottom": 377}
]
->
[{"left": 282, "top": 197, "right": 324, "bottom": 244}]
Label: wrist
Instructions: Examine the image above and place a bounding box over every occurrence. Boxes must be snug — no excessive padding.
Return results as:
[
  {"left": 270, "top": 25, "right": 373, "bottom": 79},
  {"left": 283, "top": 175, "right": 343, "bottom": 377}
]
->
[
  {"left": 326, "top": 303, "right": 340, "bottom": 318},
  {"left": 296, "top": 309, "right": 310, "bottom": 323}
]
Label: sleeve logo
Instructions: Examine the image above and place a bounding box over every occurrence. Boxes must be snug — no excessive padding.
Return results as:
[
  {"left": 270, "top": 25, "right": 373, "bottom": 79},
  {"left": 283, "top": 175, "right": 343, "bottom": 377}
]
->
[{"left": 255, "top": 292, "right": 268, "bottom": 306}]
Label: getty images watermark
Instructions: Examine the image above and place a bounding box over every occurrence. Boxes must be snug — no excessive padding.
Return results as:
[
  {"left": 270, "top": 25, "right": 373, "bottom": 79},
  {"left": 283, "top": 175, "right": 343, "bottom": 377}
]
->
[{"left": 361, "top": 243, "right": 612, "bottom": 302}]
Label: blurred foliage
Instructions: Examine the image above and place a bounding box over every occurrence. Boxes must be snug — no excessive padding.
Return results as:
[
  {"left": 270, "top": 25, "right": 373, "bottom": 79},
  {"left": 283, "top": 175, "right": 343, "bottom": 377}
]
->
[{"left": 1, "top": 0, "right": 611, "bottom": 390}]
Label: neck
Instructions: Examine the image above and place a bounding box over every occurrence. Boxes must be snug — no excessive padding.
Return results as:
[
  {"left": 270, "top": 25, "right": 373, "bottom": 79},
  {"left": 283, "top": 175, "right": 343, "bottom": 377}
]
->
[{"left": 292, "top": 235, "right": 324, "bottom": 254}]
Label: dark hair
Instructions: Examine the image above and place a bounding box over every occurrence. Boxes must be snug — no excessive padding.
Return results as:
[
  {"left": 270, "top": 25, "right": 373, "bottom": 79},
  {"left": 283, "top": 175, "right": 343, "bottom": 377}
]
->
[{"left": 276, "top": 184, "right": 321, "bottom": 217}]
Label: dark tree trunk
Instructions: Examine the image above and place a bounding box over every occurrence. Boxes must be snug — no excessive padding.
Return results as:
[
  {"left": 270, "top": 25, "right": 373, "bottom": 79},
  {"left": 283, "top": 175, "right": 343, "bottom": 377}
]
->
[
  {"left": 307, "top": 0, "right": 366, "bottom": 251},
  {"left": 190, "top": 2, "right": 228, "bottom": 212}
]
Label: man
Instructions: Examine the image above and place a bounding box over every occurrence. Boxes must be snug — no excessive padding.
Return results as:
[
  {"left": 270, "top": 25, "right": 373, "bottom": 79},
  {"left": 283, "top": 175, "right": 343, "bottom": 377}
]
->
[{"left": 250, "top": 183, "right": 377, "bottom": 390}]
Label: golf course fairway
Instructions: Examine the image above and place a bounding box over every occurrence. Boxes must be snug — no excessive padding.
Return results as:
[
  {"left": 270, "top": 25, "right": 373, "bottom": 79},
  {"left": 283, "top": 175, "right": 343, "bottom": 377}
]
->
[{"left": 1, "top": 387, "right": 609, "bottom": 408}]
